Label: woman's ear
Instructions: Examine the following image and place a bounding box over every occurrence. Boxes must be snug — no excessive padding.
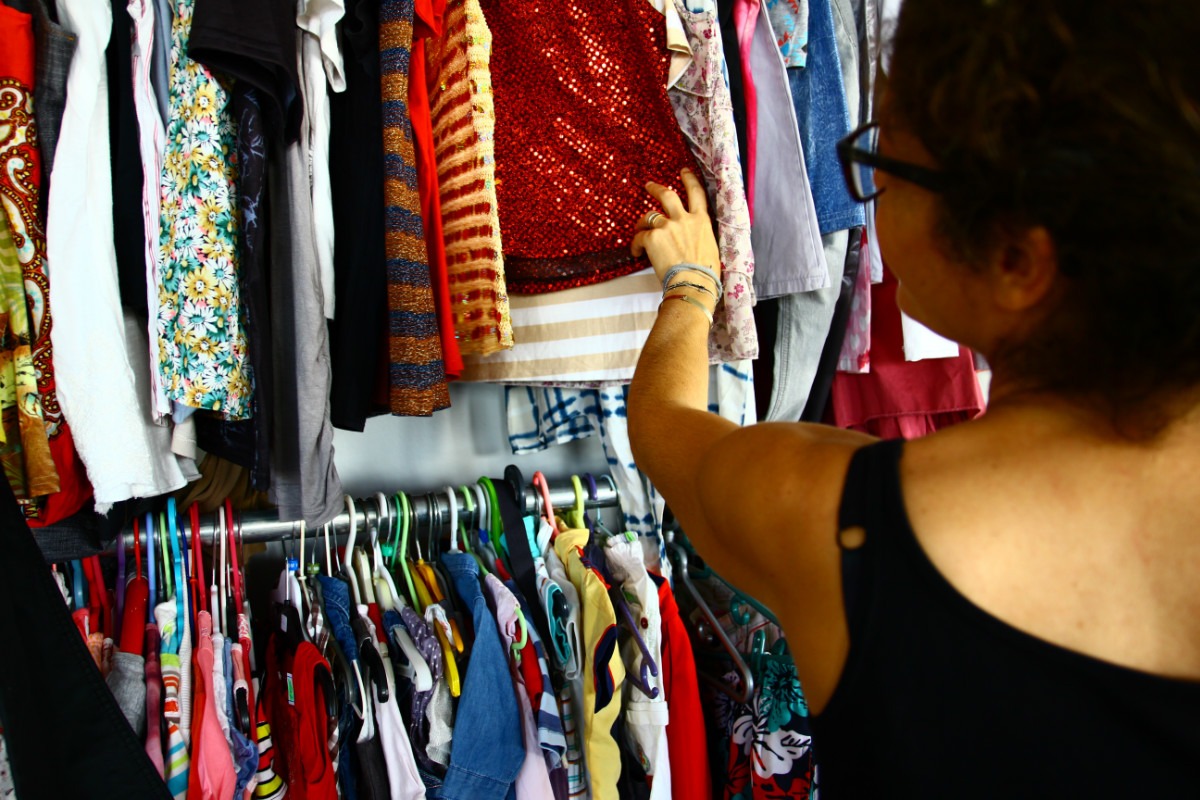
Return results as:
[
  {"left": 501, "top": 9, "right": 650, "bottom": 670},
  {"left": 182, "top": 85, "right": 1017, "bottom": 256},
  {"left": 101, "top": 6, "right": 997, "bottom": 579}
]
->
[{"left": 991, "top": 226, "right": 1060, "bottom": 313}]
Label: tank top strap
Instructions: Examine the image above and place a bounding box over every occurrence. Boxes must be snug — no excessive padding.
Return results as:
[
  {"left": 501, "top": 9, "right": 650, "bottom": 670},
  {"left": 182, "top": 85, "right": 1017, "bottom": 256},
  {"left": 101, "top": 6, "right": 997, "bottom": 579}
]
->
[
  {"left": 836, "top": 438, "right": 907, "bottom": 622},
  {"left": 837, "top": 438, "right": 907, "bottom": 532}
]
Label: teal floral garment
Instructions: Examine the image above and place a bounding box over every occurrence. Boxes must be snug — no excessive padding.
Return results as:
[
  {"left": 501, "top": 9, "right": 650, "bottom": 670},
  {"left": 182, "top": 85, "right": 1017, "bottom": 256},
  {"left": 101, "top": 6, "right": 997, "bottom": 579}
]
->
[{"left": 156, "top": 0, "right": 251, "bottom": 417}]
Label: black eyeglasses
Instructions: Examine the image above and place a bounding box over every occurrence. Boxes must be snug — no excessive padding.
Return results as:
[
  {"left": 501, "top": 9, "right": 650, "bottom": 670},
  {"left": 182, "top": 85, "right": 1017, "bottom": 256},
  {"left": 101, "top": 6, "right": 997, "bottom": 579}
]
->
[{"left": 837, "top": 121, "right": 953, "bottom": 202}]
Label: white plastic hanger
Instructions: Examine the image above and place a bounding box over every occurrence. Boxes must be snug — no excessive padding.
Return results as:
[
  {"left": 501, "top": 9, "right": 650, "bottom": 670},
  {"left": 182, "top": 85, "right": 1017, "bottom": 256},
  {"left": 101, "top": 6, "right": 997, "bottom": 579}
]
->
[{"left": 341, "top": 495, "right": 363, "bottom": 606}]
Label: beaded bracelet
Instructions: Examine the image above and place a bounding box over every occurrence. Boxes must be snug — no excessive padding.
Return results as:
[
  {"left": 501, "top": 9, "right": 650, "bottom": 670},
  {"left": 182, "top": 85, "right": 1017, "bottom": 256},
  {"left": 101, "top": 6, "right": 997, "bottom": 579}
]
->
[
  {"left": 664, "top": 280, "right": 718, "bottom": 300},
  {"left": 660, "top": 293, "right": 714, "bottom": 326},
  {"left": 662, "top": 263, "right": 723, "bottom": 302}
]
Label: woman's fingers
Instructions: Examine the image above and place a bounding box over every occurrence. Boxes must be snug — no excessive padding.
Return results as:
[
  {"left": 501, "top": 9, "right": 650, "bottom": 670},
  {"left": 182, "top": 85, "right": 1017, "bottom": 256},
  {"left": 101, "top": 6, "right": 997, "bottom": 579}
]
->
[
  {"left": 644, "top": 181, "right": 687, "bottom": 219},
  {"left": 680, "top": 167, "right": 707, "bottom": 215},
  {"left": 630, "top": 228, "right": 652, "bottom": 258}
]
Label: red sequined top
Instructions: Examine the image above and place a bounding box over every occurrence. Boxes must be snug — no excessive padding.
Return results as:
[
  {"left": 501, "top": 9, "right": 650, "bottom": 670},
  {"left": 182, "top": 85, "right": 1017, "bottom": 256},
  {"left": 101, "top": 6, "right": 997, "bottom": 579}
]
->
[{"left": 481, "top": 0, "right": 700, "bottom": 293}]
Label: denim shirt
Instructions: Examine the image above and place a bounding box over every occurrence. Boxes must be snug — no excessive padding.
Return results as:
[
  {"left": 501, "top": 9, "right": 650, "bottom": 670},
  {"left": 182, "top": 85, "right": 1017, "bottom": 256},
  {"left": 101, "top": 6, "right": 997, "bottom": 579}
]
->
[{"left": 439, "top": 553, "right": 525, "bottom": 800}]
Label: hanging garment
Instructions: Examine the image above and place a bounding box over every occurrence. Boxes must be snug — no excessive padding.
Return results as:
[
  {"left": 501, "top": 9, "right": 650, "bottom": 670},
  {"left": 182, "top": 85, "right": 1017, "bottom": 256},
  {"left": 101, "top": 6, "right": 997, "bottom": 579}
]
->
[
  {"left": 0, "top": 2, "right": 91, "bottom": 526},
  {"left": 442, "top": 551, "right": 524, "bottom": 800},
  {"left": 156, "top": 0, "right": 253, "bottom": 418},
  {"left": 461, "top": 269, "right": 662, "bottom": 385},
  {"left": 765, "top": 0, "right": 809, "bottom": 68},
  {"left": 298, "top": 0, "right": 346, "bottom": 321},
  {"left": 554, "top": 529, "right": 627, "bottom": 800},
  {"left": 144, "top": 624, "right": 166, "bottom": 778},
  {"left": 669, "top": 0, "right": 758, "bottom": 362},
  {"left": 129, "top": 0, "right": 170, "bottom": 419},
  {"left": 484, "top": 574, "right": 557, "bottom": 799},
  {"left": 266, "top": 637, "right": 340, "bottom": 800},
  {"left": 410, "top": 0, "right": 463, "bottom": 381},
  {"left": 107, "top": 0, "right": 148, "bottom": 316},
  {"left": 46, "top": 0, "right": 192, "bottom": 514},
  {"left": 266, "top": 117, "right": 344, "bottom": 527},
  {"left": 830, "top": 268, "right": 985, "bottom": 438},
  {"left": 835, "top": 228, "right": 871, "bottom": 375},
  {"left": 366, "top": 615, "right": 427, "bottom": 800},
  {"left": 541, "top": 541, "right": 590, "bottom": 800},
  {"left": 393, "top": 605, "right": 447, "bottom": 773},
  {"left": 328, "top": 0, "right": 386, "bottom": 432},
  {"left": 732, "top": 0, "right": 760, "bottom": 219},
  {"left": 652, "top": 577, "right": 710, "bottom": 800},
  {"left": 0, "top": 203, "right": 56, "bottom": 502},
  {"left": 253, "top": 693, "right": 289, "bottom": 800},
  {"left": 478, "top": 0, "right": 700, "bottom": 294},
  {"left": 783, "top": 0, "right": 864, "bottom": 235},
  {"left": 424, "top": 0, "right": 513, "bottom": 357},
  {"left": 380, "top": 0, "right": 451, "bottom": 417},
  {"left": 747, "top": 4, "right": 828, "bottom": 300},
  {"left": 605, "top": 538, "right": 672, "bottom": 799},
  {"left": 186, "top": 0, "right": 305, "bottom": 488},
  {"left": 26, "top": 0, "right": 75, "bottom": 186},
  {"left": 764, "top": 0, "right": 864, "bottom": 420}
]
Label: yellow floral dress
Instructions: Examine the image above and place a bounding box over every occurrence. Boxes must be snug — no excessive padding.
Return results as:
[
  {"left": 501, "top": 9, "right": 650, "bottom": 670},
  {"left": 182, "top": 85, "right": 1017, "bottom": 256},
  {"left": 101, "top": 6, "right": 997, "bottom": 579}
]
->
[{"left": 156, "top": 0, "right": 251, "bottom": 418}]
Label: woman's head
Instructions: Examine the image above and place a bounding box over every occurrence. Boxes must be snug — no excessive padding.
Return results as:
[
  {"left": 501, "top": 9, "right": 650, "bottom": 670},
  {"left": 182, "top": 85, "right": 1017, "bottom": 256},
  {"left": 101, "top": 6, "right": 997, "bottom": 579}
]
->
[{"left": 881, "top": 0, "right": 1200, "bottom": 435}]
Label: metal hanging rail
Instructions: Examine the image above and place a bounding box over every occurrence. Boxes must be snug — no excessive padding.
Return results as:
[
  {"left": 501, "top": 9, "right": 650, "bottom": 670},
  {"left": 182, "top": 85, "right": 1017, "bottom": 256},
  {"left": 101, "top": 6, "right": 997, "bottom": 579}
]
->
[{"left": 104, "top": 474, "right": 620, "bottom": 554}]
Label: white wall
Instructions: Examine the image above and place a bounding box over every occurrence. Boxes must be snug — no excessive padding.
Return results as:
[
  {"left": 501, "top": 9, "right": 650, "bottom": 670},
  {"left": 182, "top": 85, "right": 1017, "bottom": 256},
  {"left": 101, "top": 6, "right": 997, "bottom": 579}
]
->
[{"left": 332, "top": 382, "right": 611, "bottom": 496}]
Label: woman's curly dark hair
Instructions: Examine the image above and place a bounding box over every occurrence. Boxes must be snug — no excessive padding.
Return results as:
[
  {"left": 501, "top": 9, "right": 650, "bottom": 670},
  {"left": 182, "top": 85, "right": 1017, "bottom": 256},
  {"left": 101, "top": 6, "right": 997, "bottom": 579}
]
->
[{"left": 887, "top": 0, "right": 1200, "bottom": 436}]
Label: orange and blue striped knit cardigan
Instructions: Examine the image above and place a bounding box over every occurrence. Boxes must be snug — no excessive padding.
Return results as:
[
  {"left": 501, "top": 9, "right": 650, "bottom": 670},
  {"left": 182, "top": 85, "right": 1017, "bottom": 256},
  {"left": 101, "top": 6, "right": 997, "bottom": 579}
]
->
[{"left": 380, "top": 0, "right": 451, "bottom": 416}]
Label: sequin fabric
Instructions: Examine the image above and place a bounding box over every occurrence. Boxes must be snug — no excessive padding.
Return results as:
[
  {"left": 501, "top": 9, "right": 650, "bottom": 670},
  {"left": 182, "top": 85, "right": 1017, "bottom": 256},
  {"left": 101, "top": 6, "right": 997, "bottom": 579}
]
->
[
  {"left": 156, "top": 0, "right": 252, "bottom": 418},
  {"left": 381, "top": 0, "right": 451, "bottom": 416},
  {"left": 479, "top": 0, "right": 700, "bottom": 294},
  {"left": 670, "top": 1, "right": 759, "bottom": 361},
  {"left": 426, "top": 0, "right": 513, "bottom": 356}
]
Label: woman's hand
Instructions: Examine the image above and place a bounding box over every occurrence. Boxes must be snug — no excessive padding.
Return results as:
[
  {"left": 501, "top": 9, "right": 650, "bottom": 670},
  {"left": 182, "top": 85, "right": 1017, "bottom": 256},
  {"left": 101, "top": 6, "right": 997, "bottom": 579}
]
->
[{"left": 631, "top": 168, "right": 722, "bottom": 286}]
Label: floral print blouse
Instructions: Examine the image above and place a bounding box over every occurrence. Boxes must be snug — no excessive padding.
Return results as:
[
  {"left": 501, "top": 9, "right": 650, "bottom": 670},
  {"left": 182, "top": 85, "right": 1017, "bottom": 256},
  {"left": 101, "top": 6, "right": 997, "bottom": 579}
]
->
[
  {"left": 670, "top": 1, "right": 759, "bottom": 362},
  {"left": 155, "top": 0, "right": 251, "bottom": 418}
]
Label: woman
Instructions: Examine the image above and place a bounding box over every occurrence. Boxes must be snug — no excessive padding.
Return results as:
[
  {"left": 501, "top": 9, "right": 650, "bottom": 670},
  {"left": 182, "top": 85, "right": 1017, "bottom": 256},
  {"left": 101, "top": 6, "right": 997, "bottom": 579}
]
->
[{"left": 627, "top": 1, "right": 1200, "bottom": 795}]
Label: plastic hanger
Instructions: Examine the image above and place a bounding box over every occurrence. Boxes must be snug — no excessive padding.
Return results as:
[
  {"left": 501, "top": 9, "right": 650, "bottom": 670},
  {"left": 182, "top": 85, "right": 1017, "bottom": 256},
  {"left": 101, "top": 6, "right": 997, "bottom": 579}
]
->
[
  {"left": 166, "top": 499, "right": 186, "bottom": 648},
  {"left": 608, "top": 585, "right": 660, "bottom": 699},
  {"left": 477, "top": 476, "right": 506, "bottom": 560},
  {"left": 145, "top": 513, "right": 157, "bottom": 612},
  {"left": 532, "top": 471, "right": 556, "bottom": 529},
  {"left": 368, "top": 497, "right": 434, "bottom": 693},
  {"left": 115, "top": 527, "right": 126, "bottom": 643},
  {"left": 444, "top": 487, "right": 461, "bottom": 553},
  {"left": 585, "top": 473, "right": 625, "bottom": 540},
  {"left": 341, "top": 495, "right": 363, "bottom": 606},
  {"left": 665, "top": 534, "right": 754, "bottom": 704},
  {"left": 217, "top": 505, "right": 229, "bottom": 638},
  {"left": 188, "top": 504, "right": 203, "bottom": 629},
  {"left": 190, "top": 506, "right": 208, "bottom": 616},
  {"left": 158, "top": 511, "right": 173, "bottom": 602},
  {"left": 422, "top": 497, "right": 464, "bottom": 650},
  {"left": 119, "top": 518, "right": 148, "bottom": 654},
  {"left": 392, "top": 492, "right": 419, "bottom": 607}
]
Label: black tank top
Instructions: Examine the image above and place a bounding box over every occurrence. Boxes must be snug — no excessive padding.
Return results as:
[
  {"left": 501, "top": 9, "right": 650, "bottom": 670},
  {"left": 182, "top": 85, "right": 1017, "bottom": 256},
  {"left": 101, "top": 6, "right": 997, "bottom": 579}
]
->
[{"left": 811, "top": 439, "right": 1200, "bottom": 798}]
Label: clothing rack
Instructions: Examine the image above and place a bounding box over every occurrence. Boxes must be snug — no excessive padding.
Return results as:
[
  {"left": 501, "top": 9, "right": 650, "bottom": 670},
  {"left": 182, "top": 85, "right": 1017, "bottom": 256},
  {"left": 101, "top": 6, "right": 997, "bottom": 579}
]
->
[{"left": 103, "top": 475, "right": 621, "bottom": 554}]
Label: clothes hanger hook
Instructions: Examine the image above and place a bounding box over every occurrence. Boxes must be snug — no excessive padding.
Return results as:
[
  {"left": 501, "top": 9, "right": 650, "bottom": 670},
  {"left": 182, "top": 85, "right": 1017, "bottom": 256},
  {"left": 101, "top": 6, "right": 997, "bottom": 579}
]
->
[{"left": 444, "top": 486, "right": 460, "bottom": 552}]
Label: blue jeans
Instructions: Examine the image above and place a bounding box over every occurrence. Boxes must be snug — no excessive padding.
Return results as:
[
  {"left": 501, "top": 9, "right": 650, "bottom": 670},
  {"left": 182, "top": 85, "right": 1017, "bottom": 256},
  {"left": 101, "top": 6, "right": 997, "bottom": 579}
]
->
[
  {"left": 437, "top": 553, "right": 525, "bottom": 800},
  {"left": 787, "top": 0, "right": 865, "bottom": 234}
]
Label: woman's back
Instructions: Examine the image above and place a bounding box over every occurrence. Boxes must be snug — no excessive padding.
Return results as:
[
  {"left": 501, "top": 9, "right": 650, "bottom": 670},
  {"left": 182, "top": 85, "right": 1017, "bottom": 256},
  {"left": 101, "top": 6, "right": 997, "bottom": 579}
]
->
[{"left": 812, "top": 429, "right": 1200, "bottom": 797}]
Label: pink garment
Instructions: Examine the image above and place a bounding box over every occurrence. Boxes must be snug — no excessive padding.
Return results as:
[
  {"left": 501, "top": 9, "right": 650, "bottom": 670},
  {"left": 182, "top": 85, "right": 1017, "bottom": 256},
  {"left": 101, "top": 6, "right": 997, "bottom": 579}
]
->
[
  {"left": 484, "top": 575, "right": 555, "bottom": 799},
  {"left": 192, "top": 610, "right": 237, "bottom": 800},
  {"left": 837, "top": 229, "right": 872, "bottom": 374},
  {"left": 831, "top": 267, "right": 985, "bottom": 438},
  {"left": 144, "top": 624, "right": 165, "bottom": 778},
  {"left": 734, "top": 0, "right": 760, "bottom": 220}
]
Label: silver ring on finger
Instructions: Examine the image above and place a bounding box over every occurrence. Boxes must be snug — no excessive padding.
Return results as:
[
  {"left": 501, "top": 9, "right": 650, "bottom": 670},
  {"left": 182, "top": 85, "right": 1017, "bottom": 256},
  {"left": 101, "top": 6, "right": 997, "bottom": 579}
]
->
[{"left": 646, "top": 212, "right": 666, "bottom": 229}]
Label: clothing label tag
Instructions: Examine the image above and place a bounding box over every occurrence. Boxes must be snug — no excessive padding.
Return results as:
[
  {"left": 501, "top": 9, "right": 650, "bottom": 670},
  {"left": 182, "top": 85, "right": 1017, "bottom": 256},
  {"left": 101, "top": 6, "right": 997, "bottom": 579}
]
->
[
  {"left": 287, "top": 557, "right": 300, "bottom": 573},
  {"left": 286, "top": 673, "right": 295, "bottom": 706},
  {"left": 280, "top": 614, "right": 287, "bottom": 633}
]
